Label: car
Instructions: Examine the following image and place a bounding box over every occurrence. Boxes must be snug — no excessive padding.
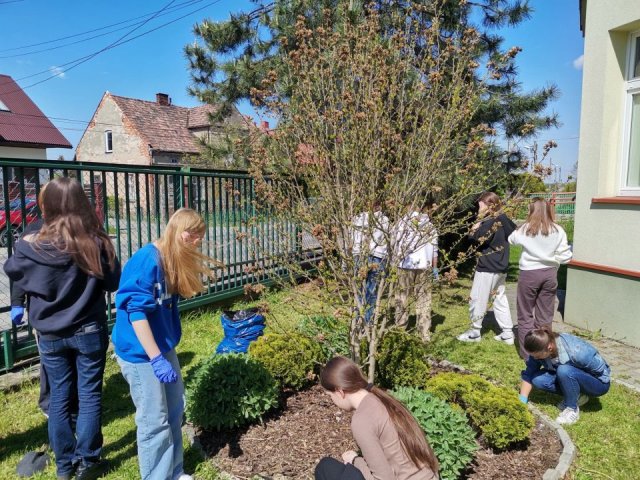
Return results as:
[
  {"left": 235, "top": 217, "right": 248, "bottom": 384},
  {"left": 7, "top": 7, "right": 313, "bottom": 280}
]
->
[{"left": 0, "top": 197, "right": 39, "bottom": 247}]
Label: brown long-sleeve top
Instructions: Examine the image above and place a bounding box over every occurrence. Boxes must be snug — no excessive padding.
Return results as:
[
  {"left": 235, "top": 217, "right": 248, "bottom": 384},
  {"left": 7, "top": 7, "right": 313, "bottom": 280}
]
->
[{"left": 351, "top": 393, "right": 437, "bottom": 480}]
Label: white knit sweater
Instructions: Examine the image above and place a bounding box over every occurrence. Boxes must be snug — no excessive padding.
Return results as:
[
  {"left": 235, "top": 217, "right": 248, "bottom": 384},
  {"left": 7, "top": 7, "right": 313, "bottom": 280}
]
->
[{"left": 508, "top": 223, "right": 573, "bottom": 270}]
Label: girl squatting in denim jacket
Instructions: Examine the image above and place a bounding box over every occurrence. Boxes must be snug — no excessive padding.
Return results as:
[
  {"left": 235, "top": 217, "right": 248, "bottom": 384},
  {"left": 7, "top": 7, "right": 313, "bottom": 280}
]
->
[
  {"left": 518, "top": 329, "right": 610, "bottom": 425},
  {"left": 112, "top": 208, "right": 216, "bottom": 480}
]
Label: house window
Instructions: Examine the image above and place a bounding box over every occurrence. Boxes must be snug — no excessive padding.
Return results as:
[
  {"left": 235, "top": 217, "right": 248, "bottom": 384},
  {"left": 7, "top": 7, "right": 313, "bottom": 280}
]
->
[
  {"left": 621, "top": 31, "right": 640, "bottom": 194},
  {"left": 0, "top": 99, "right": 10, "bottom": 112},
  {"left": 105, "top": 130, "right": 113, "bottom": 153}
]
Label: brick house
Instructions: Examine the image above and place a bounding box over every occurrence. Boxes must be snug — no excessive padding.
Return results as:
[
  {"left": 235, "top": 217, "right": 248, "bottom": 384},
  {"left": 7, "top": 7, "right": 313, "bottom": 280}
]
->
[{"left": 76, "top": 92, "right": 246, "bottom": 166}]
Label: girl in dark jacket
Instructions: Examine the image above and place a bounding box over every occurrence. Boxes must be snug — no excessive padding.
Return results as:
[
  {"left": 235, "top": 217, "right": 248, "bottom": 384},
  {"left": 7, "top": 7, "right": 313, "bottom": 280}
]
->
[{"left": 4, "top": 177, "right": 120, "bottom": 479}]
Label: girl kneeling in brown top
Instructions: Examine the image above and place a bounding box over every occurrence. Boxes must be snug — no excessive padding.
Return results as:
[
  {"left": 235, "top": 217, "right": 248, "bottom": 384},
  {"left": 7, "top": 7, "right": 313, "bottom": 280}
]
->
[{"left": 316, "top": 356, "right": 439, "bottom": 480}]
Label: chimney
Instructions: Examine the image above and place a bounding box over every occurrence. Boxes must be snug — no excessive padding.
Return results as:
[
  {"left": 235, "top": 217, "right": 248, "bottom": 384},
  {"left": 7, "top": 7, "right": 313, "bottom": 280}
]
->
[
  {"left": 260, "top": 120, "right": 270, "bottom": 130},
  {"left": 156, "top": 93, "right": 171, "bottom": 106}
]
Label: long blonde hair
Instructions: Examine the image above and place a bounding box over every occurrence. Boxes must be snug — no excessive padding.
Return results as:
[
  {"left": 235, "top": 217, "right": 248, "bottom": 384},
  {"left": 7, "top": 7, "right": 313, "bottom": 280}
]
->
[
  {"left": 320, "top": 356, "right": 439, "bottom": 474},
  {"left": 36, "top": 177, "right": 116, "bottom": 277},
  {"left": 522, "top": 197, "right": 557, "bottom": 237},
  {"left": 155, "top": 208, "right": 216, "bottom": 298}
]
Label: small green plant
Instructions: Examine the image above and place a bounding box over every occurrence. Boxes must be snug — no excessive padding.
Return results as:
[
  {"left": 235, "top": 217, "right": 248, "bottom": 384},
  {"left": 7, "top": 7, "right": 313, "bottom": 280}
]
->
[
  {"left": 427, "top": 372, "right": 535, "bottom": 449},
  {"left": 392, "top": 386, "right": 477, "bottom": 480},
  {"left": 249, "top": 332, "right": 324, "bottom": 390},
  {"left": 186, "top": 353, "right": 279, "bottom": 431},
  {"left": 375, "top": 328, "right": 430, "bottom": 389},
  {"left": 297, "top": 315, "right": 350, "bottom": 359}
]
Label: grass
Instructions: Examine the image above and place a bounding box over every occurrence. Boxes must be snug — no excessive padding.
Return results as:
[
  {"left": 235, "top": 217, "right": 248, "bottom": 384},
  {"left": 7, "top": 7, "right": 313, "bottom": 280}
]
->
[
  {"left": 430, "top": 280, "right": 640, "bottom": 480},
  {"left": 0, "top": 284, "right": 325, "bottom": 480},
  {"left": 2, "top": 264, "right": 638, "bottom": 479}
]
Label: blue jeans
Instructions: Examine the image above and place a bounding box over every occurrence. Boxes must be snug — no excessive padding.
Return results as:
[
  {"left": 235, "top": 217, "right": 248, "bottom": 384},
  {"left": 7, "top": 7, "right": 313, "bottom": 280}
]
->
[
  {"left": 117, "top": 349, "right": 185, "bottom": 480},
  {"left": 356, "top": 255, "right": 385, "bottom": 324},
  {"left": 37, "top": 322, "right": 108, "bottom": 476},
  {"left": 531, "top": 363, "right": 610, "bottom": 409}
]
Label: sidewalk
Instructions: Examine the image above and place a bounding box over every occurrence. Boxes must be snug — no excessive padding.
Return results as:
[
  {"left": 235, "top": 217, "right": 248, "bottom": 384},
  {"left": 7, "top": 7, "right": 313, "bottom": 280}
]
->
[{"left": 505, "top": 284, "right": 640, "bottom": 393}]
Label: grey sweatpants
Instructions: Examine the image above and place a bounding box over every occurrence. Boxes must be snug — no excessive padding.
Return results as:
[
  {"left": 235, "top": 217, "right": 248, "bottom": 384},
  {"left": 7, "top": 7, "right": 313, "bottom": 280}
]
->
[{"left": 516, "top": 267, "right": 557, "bottom": 359}]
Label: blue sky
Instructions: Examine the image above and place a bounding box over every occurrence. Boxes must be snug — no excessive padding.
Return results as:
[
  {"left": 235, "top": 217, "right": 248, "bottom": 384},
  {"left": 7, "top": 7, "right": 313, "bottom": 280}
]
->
[{"left": 0, "top": 0, "right": 584, "bottom": 181}]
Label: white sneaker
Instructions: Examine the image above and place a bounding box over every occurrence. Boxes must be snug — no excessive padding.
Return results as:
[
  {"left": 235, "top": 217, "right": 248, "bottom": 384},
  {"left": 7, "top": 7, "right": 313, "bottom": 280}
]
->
[
  {"left": 556, "top": 394, "right": 589, "bottom": 411},
  {"left": 457, "top": 329, "right": 481, "bottom": 342},
  {"left": 494, "top": 332, "right": 515, "bottom": 345},
  {"left": 556, "top": 407, "right": 580, "bottom": 425}
]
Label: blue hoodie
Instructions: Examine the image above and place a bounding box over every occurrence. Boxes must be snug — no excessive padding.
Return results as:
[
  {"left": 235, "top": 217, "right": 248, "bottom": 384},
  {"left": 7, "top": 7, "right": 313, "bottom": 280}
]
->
[{"left": 112, "top": 244, "right": 181, "bottom": 363}]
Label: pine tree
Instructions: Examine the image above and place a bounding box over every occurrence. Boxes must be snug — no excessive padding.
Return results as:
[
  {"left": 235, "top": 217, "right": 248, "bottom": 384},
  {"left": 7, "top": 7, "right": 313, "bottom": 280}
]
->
[{"left": 185, "top": 0, "right": 559, "bottom": 168}]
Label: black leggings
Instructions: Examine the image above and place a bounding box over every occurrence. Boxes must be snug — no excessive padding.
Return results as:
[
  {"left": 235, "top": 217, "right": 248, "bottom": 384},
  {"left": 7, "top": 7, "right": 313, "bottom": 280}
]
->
[{"left": 315, "top": 457, "right": 366, "bottom": 480}]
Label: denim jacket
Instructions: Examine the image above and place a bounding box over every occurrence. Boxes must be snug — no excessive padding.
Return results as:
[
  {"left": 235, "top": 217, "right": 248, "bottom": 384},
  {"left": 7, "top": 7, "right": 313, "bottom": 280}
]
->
[{"left": 521, "top": 333, "right": 611, "bottom": 384}]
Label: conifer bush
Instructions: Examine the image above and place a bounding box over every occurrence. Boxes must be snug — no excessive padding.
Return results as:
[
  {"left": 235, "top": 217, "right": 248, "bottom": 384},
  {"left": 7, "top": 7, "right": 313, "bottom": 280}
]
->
[
  {"left": 249, "top": 332, "right": 324, "bottom": 390},
  {"left": 375, "top": 328, "right": 431, "bottom": 389},
  {"left": 426, "top": 372, "right": 535, "bottom": 449},
  {"left": 186, "top": 353, "right": 279, "bottom": 431},
  {"left": 392, "top": 387, "right": 477, "bottom": 480}
]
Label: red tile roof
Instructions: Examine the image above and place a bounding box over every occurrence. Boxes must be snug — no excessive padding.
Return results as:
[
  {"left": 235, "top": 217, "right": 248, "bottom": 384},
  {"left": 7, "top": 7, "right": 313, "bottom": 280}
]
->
[
  {"left": 187, "top": 104, "right": 219, "bottom": 129},
  {"left": 0, "top": 74, "right": 72, "bottom": 148},
  {"left": 110, "top": 94, "right": 204, "bottom": 154}
]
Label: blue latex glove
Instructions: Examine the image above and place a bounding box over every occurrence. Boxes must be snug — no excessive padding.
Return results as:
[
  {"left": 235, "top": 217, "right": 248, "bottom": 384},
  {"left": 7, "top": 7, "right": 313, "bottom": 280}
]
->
[
  {"left": 11, "top": 306, "right": 25, "bottom": 326},
  {"left": 518, "top": 394, "right": 529, "bottom": 404},
  {"left": 432, "top": 267, "right": 439, "bottom": 281},
  {"left": 150, "top": 354, "right": 178, "bottom": 383}
]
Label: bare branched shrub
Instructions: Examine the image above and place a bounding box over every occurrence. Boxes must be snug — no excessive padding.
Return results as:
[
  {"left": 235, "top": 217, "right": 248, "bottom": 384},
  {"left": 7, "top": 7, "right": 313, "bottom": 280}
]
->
[{"left": 242, "top": 3, "right": 525, "bottom": 379}]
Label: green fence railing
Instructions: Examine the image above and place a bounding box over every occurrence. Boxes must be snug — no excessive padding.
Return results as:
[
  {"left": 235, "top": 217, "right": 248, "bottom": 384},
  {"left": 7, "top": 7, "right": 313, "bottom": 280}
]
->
[
  {"left": 0, "top": 158, "right": 319, "bottom": 372},
  {"left": 528, "top": 191, "right": 576, "bottom": 216}
]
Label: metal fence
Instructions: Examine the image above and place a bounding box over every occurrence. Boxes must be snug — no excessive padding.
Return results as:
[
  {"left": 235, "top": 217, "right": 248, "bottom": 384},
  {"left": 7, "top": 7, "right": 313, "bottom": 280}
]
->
[
  {"left": 0, "top": 158, "right": 319, "bottom": 371},
  {"left": 528, "top": 191, "right": 576, "bottom": 216}
]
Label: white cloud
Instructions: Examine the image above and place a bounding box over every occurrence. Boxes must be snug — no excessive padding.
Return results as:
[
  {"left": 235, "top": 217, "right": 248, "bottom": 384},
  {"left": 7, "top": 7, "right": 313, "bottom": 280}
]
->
[
  {"left": 49, "top": 66, "right": 65, "bottom": 78},
  {"left": 572, "top": 54, "right": 584, "bottom": 70}
]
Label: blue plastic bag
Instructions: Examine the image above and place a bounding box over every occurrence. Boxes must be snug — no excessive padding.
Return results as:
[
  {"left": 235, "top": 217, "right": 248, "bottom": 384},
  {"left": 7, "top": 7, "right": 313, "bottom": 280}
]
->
[{"left": 215, "top": 308, "right": 266, "bottom": 354}]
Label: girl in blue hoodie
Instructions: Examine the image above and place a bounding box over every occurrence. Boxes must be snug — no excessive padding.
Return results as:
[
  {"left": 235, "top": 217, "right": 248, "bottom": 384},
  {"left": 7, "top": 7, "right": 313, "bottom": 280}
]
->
[
  {"left": 4, "top": 177, "right": 120, "bottom": 480},
  {"left": 112, "top": 208, "right": 215, "bottom": 480}
]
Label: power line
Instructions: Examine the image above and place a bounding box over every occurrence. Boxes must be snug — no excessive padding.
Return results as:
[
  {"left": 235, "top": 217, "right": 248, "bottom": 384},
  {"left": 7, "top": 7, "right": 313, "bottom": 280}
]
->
[
  {"left": 15, "top": 0, "right": 179, "bottom": 92},
  {"left": 0, "top": 0, "right": 201, "bottom": 53},
  {"left": 0, "top": 0, "right": 206, "bottom": 59},
  {"left": 0, "top": 0, "right": 224, "bottom": 91}
]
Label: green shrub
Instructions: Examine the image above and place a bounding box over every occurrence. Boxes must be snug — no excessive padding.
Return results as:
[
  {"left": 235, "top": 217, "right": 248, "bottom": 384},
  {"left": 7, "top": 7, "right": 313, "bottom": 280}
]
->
[
  {"left": 426, "top": 372, "right": 535, "bottom": 449},
  {"left": 392, "top": 387, "right": 477, "bottom": 480},
  {"left": 375, "top": 328, "right": 430, "bottom": 389},
  {"left": 249, "top": 333, "right": 324, "bottom": 390},
  {"left": 186, "top": 353, "right": 279, "bottom": 431},
  {"left": 297, "top": 315, "right": 350, "bottom": 359}
]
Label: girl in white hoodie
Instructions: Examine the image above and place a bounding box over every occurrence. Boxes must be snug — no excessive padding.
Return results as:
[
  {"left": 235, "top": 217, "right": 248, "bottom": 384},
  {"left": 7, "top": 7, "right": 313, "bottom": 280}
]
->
[{"left": 508, "top": 198, "right": 573, "bottom": 359}]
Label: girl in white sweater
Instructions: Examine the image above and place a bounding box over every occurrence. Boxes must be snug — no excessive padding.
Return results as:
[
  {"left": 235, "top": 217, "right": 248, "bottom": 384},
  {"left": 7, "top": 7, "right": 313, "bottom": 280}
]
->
[{"left": 508, "top": 198, "right": 573, "bottom": 359}]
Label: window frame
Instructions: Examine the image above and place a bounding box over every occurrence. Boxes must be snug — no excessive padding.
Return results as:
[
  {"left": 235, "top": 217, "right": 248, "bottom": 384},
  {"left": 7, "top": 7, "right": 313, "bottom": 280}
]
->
[
  {"left": 620, "top": 30, "right": 640, "bottom": 195},
  {"left": 104, "top": 130, "right": 113, "bottom": 153}
]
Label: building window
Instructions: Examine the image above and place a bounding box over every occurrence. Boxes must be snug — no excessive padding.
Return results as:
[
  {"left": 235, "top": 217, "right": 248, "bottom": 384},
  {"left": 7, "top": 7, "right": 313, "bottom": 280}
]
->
[
  {"left": 105, "top": 130, "right": 113, "bottom": 153},
  {"left": 621, "top": 31, "right": 640, "bottom": 194},
  {"left": 0, "top": 99, "right": 10, "bottom": 112}
]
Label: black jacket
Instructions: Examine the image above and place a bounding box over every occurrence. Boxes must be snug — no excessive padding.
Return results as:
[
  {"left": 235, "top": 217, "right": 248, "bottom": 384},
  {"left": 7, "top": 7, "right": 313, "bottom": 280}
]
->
[
  {"left": 469, "top": 213, "right": 517, "bottom": 274},
  {"left": 3, "top": 232, "right": 121, "bottom": 340}
]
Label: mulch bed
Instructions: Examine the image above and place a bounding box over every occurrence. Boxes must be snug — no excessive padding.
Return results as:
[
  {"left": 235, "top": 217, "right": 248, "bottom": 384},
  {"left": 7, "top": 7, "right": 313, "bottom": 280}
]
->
[{"left": 197, "top": 384, "right": 562, "bottom": 480}]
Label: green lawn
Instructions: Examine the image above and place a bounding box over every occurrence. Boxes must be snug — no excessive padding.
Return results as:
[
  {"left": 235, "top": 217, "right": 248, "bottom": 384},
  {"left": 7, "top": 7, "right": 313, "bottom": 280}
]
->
[
  {"left": 430, "top": 280, "right": 640, "bottom": 480},
  {"left": 1, "top": 268, "right": 638, "bottom": 480},
  {"left": 0, "top": 285, "right": 325, "bottom": 480}
]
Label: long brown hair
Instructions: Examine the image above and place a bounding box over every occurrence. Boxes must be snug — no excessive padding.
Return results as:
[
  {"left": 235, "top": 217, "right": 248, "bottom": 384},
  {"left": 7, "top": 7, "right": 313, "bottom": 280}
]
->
[
  {"left": 155, "top": 208, "right": 218, "bottom": 298},
  {"left": 36, "top": 177, "right": 116, "bottom": 277},
  {"left": 521, "top": 197, "right": 557, "bottom": 236},
  {"left": 320, "top": 356, "right": 439, "bottom": 474},
  {"left": 524, "top": 328, "right": 560, "bottom": 355},
  {"left": 478, "top": 191, "right": 502, "bottom": 213}
]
